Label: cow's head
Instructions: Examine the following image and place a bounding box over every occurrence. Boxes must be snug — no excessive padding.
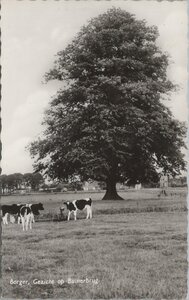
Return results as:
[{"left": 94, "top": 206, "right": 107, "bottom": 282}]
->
[
  {"left": 32, "top": 203, "right": 44, "bottom": 215},
  {"left": 63, "top": 202, "right": 69, "bottom": 209},
  {"left": 37, "top": 203, "right": 44, "bottom": 210}
]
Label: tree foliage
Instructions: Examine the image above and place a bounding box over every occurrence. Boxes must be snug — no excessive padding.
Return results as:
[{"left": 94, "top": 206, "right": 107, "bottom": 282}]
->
[{"left": 29, "top": 8, "right": 186, "bottom": 199}]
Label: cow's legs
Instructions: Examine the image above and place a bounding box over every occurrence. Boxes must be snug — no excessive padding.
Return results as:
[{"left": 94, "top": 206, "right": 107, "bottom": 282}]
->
[
  {"left": 2, "top": 215, "right": 6, "bottom": 225},
  {"left": 5, "top": 213, "right": 8, "bottom": 225},
  {"left": 86, "top": 206, "right": 92, "bottom": 219},
  {"left": 26, "top": 216, "right": 29, "bottom": 231},
  {"left": 26, "top": 215, "right": 31, "bottom": 231},
  {"left": 18, "top": 215, "right": 21, "bottom": 224},
  {"left": 73, "top": 210, "right": 77, "bottom": 221},
  {"left": 29, "top": 215, "right": 32, "bottom": 229},
  {"left": 21, "top": 217, "right": 25, "bottom": 231},
  {"left": 89, "top": 207, "right": 92, "bottom": 219},
  {"left": 67, "top": 211, "right": 71, "bottom": 221},
  {"left": 86, "top": 207, "right": 89, "bottom": 219},
  {"left": 31, "top": 213, "right": 35, "bottom": 223},
  {"left": 3, "top": 213, "right": 8, "bottom": 225}
]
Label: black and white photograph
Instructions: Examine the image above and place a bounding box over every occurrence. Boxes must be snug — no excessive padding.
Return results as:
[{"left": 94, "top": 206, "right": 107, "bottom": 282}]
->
[{"left": 1, "top": 0, "right": 188, "bottom": 298}]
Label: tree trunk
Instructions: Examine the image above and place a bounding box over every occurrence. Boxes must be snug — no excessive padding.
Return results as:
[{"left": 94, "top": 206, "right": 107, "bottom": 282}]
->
[{"left": 102, "top": 177, "right": 124, "bottom": 200}]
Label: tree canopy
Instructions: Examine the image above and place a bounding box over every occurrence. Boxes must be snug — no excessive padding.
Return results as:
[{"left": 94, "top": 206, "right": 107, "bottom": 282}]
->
[{"left": 29, "top": 8, "right": 186, "bottom": 200}]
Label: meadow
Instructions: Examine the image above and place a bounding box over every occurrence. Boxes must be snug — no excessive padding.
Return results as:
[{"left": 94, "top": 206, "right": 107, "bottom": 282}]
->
[{"left": 1, "top": 188, "right": 188, "bottom": 299}]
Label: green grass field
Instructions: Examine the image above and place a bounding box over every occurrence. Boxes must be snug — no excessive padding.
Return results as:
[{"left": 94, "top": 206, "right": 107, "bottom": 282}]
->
[{"left": 1, "top": 188, "right": 187, "bottom": 299}]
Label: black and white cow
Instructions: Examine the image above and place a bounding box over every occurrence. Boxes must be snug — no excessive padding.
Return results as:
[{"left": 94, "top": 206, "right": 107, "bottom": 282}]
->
[
  {"left": 63, "top": 198, "right": 92, "bottom": 221},
  {"left": 29, "top": 203, "right": 44, "bottom": 215},
  {"left": 18, "top": 203, "right": 44, "bottom": 224},
  {"left": 20, "top": 206, "right": 33, "bottom": 231},
  {"left": 1, "top": 204, "right": 24, "bottom": 225},
  {"left": 1, "top": 203, "right": 44, "bottom": 225}
]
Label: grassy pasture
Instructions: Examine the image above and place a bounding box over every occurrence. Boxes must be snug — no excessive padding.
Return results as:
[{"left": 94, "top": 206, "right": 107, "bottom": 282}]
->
[{"left": 1, "top": 188, "right": 187, "bottom": 299}]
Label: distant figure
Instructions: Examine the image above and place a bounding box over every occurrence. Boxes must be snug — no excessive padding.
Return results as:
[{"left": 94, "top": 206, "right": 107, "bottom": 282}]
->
[
  {"left": 159, "top": 174, "right": 168, "bottom": 196},
  {"left": 135, "top": 180, "right": 142, "bottom": 190},
  {"left": 59, "top": 207, "right": 65, "bottom": 220}
]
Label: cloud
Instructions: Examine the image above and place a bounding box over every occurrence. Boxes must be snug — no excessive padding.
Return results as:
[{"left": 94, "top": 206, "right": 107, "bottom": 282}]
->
[
  {"left": 158, "top": 9, "right": 187, "bottom": 66},
  {"left": 51, "top": 27, "right": 72, "bottom": 45},
  {"left": 1, "top": 89, "right": 52, "bottom": 174},
  {"left": 167, "top": 66, "right": 187, "bottom": 87},
  {"left": 14, "top": 90, "right": 49, "bottom": 120},
  {"left": 3, "top": 89, "right": 50, "bottom": 144},
  {"left": 170, "top": 93, "right": 188, "bottom": 123},
  {"left": 1, "top": 137, "right": 34, "bottom": 174}
]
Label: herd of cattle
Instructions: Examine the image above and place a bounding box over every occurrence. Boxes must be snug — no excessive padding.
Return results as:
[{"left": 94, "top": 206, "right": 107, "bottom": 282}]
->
[{"left": 1, "top": 198, "right": 93, "bottom": 231}]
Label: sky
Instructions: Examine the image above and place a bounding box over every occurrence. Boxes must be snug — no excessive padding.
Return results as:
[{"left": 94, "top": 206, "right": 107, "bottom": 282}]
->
[{"left": 1, "top": 0, "right": 188, "bottom": 175}]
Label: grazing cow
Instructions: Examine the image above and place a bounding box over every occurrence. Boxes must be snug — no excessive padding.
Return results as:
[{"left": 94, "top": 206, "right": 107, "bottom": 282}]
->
[
  {"left": 18, "top": 203, "right": 44, "bottom": 224},
  {"left": 20, "top": 206, "right": 33, "bottom": 231},
  {"left": 27, "top": 203, "right": 44, "bottom": 223},
  {"left": 29, "top": 203, "right": 44, "bottom": 215},
  {"left": 1, "top": 203, "right": 44, "bottom": 225},
  {"left": 1, "top": 204, "right": 24, "bottom": 225},
  {"left": 63, "top": 198, "right": 92, "bottom": 221}
]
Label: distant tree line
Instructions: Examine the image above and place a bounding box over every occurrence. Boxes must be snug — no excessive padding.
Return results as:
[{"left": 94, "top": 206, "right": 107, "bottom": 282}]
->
[
  {"left": 0, "top": 172, "right": 44, "bottom": 194},
  {"left": 0, "top": 172, "right": 186, "bottom": 195}
]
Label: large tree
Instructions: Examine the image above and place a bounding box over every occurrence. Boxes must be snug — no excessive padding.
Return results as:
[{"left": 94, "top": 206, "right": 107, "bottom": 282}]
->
[{"left": 29, "top": 8, "right": 186, "bottom": 200}]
